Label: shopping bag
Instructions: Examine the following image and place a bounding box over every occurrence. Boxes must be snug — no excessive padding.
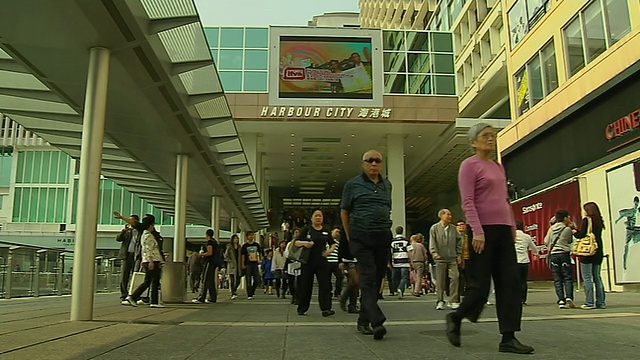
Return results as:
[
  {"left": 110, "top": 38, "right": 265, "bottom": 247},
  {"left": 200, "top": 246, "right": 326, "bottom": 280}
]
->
[{"left": 128, "top": 271, "right": 145, "bottom": 295}]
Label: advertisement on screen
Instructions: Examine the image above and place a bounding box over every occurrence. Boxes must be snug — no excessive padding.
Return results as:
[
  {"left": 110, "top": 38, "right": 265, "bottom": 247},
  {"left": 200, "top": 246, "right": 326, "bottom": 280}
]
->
[
  {"left": 606, "top": 159, "right": 640, "bottom": 284},
  {"left": 269, "top": 27, "right": 383, "bottom": 107},
  {"left": 511, "top": 181, "right": 582, "bottom": 280}
]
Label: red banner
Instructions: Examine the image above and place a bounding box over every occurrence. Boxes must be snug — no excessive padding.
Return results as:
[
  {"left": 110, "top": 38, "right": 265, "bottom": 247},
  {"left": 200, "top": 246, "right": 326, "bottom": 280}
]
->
[{"left": 511, "top": 181, "right": 582, "bottom": 280}]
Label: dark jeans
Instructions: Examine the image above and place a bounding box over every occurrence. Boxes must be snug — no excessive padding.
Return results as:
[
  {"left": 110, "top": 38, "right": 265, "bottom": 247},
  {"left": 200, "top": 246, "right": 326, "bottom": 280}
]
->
[
  {"left": 550, "top": 252, "right": 573, "bottom": 302},
  {"left": 517, "top": 263, "right": 529, "bottom": 303},
  {"left": 229, "top": 273, "right": 240, "bottom": 295},
  {"left": 342, "top": 263, "right": 359, "bottom": 309},
  {"left": 288, "top": 273, "right": 298, "bottom": 301},
  {"left": 274, "top": 270, "right": 288, "bottom": 297},
  {"left": 328, "top": 262, "right": 343, "bottom": 296},
  {"left": 120, "top": 252, "right": 135, "bottom": 300},
  {"left": 198, "top": 262, "right": 217, "bottom": 302},
  {"left": 245, "top": 263, "right": 260, "bottom": 297},
  {"left": 297, "top": 259, "right": 332, "bottom": 313},
  {"left": 131, "top": 262, "right": 161, "bottom": 305},
  {"left": 452, "top": 225, "right": 522, "bottom": 334},
  {"left": 349, "top": 230, "right": 392, "bottom": 327},
  {"left": 392, "top": 267, "right": 409, "bottom": 293},
  {"left": 190, "top": 271, "right": 202, "bottom": 293}
]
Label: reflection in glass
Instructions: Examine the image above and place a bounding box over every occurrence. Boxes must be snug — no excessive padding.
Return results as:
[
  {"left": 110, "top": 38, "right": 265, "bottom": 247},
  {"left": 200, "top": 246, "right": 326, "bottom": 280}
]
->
[
  {"left": 514, "top": 68, "right": 529, "bottom": 115},
  {"left": 583, "top": 1, "right": 606, "bottom": 63},
  {"left": 219, "top": 49, "right": 243, "bottom": 70},
  {"left": 408, "top": 74, "right": 432, "bottom": 94},
  {"left": 564, "top": 18, "right": 585, "bottom": 77},
  {"left": 540, "top": 41, "right": 558, "bottom": 94},
  {"left": 433, "top": 54, "right": 454, "bottom": 74},
  {"left": 244, "top": 50, "right": 268, "bottom": 70},
  {"left": 204, "top": 27, "right": 219, "bottom": 47},
  {"left": 245, "top": 28, "right": 269, "bottom": 48},
  {"left": 431, "top": 32, "right": 454, "bottom": 52},
  {"left": 407, "top": 32, "right": 429, "bottom": 51},
  {"left": 529, "top": 55, "right": 543, "bottom": 106},
  {"left": 244, "top": 72, "right": 268, "bottom": 91},
  {"left": 210, "top": 50, "right": 218, "bottom": 63},
  {"left": 434, "top": 75, "right": 455, "bottom": 95},
  {"left": 383, "top": 31, "right": 405, "bottom": 51},
  {"left": 220, "top": 28, "right": 244, "bottom": 48},
  {"left": 219, "top": 71, "right": 242, "bottom": 92},
  {"left": 384, "top": 52, "right": 406, "bottom": 72},
  {"left": 508, "top": 0, "right": 528, "bottom": 49},
  {"left": 605, "top": 0, "right": 631, "bottom": 44},
  {"left": 407, "top": 53, "right": 430, "bottom": 73},
  {"left": 384, "top": 73, "right": 407, "bottom": 94}
]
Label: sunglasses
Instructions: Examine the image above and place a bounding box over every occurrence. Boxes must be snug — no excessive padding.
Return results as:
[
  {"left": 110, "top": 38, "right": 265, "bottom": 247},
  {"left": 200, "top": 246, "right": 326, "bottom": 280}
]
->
[{"left": 364, "top": 158, "right": 383, "bottom": 164}]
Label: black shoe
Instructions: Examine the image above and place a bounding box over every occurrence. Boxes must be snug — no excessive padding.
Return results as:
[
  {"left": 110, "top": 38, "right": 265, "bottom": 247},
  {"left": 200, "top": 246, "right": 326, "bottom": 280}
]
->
[
  {"left": 297, "top": 311, "right": 306, "bottom": 316},
  {"left": 347, "top": 306, "right": 359, "bottom": 314},
  {"left": 446, "top": 313, "right": 461, "bottom": 347},
  {"left": 372, "top": 325, "right": 387, "bottom": 340},
  {"left": 499, "top": 339, "right": 535, "bottom": 354},
  {"left": 357, "top": 325, "right": 374, "bottom": 335},
  {"left": 322, "top": 310, "right": 336, "bottom": 317},
  {"left": 377, "top": 294, "right": 384, "bottom": 300}
]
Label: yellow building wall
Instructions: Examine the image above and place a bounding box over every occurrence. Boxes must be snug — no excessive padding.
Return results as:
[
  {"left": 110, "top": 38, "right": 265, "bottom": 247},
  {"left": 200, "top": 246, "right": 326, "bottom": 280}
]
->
[{"left": 498, "top": 0, "right": 640, "bottom": 153}]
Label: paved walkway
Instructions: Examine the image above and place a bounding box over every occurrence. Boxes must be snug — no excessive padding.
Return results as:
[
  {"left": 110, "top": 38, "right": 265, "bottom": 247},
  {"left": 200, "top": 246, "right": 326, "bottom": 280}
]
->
[{"left": 1, "top": 285, "right": 639, "bottom": 360}]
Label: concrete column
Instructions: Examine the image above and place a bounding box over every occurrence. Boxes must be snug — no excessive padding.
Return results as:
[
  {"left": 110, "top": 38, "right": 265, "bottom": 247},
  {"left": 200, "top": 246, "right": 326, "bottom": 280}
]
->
[
  {"left": 70, "top": 47, "right": 110, "bottom": 321},
  {"left": 173, "top": 154, "right": 188, "bottom": 263},
  {"left": 243, "top": 133, "right": 258, "bottom": 178},
  {"left": 211, "top": 196, "right": 221, "bottom": 239},
  {"left": 230, "top": 216, "right": 238, "bottom": 236},
  {"left": 386, "top": 134, "right": 406, "bottom": 233}
]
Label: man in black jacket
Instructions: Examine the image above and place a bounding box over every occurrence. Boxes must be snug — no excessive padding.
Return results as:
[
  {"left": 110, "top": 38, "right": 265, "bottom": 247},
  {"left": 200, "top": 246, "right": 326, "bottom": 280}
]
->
[{"left": 115, "top": 215, "right": 140, "bottom": 304}]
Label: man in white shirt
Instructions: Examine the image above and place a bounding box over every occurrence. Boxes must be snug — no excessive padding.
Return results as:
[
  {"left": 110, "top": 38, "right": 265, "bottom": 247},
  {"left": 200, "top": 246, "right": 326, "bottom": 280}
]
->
[{"left": 515, "top": 220, "right": 540, "bottom": 305}]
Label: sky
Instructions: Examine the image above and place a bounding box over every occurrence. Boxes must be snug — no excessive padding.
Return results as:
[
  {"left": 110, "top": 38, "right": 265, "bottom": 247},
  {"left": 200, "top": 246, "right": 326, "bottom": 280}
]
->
[{"left": 193, "top": 0, "right": 360, "bottom": 27}]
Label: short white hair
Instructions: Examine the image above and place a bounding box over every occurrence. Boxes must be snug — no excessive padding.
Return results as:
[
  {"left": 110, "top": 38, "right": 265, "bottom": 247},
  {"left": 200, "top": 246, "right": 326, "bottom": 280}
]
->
[
  {"left": 467, "top": 122, "right": 493, "bottom": 143},
  {"left": 438, "top": 208, "right": 450, "bottom": 218},
  {"left": 362, "top": 150, "right": 382, "bottom": 161}
]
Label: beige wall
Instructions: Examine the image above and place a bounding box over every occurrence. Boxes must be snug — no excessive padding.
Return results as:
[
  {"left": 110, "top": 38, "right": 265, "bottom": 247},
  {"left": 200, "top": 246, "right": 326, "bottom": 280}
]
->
[
  {"left": 498, "top": 0, "right": 640, "bottom": 152},
  {"left": 226, "top": 94, "right": 459, "bottom": 123}
]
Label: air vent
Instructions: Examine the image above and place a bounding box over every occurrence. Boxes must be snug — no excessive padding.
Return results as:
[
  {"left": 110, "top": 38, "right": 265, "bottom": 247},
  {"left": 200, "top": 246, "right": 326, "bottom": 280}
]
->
[
  {"left": 301, "top": 147, "right": 336, "bottom": 153},
  {"left": 301, "top": 156, "right": 334, "bottom": 161},
  {"left": 302, "top": 137, "right": 341, "bottom": 143}
]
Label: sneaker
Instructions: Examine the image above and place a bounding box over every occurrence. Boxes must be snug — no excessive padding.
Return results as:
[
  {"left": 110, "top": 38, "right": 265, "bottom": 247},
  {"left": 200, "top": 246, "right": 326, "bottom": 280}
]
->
[
  {"left": 150, "top": 304, "right": 165, "bottom": 308},
  {"left": 581, "top": 304, "right": 595, "bottom": 310},
  {"left": 191, "top": 299, "right": 205, "bottom": 303},
  {"left": 436, "top": 301, "right": 445, "bottom": 310},
  {"left": 596, "top": 305, "right": 607, "bottom": 309},
  {"left": 486, "top": 301, "right": 492, "bottom": 306},
  {"left": 450, "top": 302, "right": 460, "bottom": 310},
  {"left": 121, "top": 300, "right": 129, "bottom": 306},
  {"left": 248, "top": 296, "right": 254, "bottom": 300},
  {"left": 231, "top": 294, "right": 238, "bottom": 300},
  {"left": 125, "top": 296, "right": 137, "bottom": 307},
  {"left": 565, "top": 298, "right": 575, "bottom": 309},
  {"left": 136, "top": 300, "right": 146, "bottom": 305},
  {"left": 558, "top": 300, "right": 566, "bottom": 309}
]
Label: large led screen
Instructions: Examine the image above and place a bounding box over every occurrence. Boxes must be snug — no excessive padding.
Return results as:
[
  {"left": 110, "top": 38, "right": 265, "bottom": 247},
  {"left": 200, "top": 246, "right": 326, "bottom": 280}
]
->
[{"left": 269, "top": 27, "right": 383, "bottom": 106}]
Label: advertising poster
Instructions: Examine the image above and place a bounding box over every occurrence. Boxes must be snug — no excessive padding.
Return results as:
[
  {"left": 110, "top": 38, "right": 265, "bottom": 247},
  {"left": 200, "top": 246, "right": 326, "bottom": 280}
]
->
[
  {"left": 511, "top": 181, "right": 582, "bottom": 280},
  {"left": 606, "top": 160, "right": 640, "bottom": 283},
  {"left": 278, "top": 36, "right": 373, "bottom": 99}
]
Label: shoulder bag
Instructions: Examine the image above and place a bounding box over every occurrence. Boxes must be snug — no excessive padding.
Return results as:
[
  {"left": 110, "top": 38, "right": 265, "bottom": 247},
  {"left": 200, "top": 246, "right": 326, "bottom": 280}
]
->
[
  {"left": 287, "top": 239, "right": 310, "bottom": 264},
  {"left": 572, "top": 217, "right": 598, "bottom": 257},
  {"left": 546, "top": 226, "right": 566, "bottom": 268}
]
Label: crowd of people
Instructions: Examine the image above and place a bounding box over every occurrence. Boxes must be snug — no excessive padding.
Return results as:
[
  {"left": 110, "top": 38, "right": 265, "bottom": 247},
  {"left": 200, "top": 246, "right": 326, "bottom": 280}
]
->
[{"left": 112, "top": 122, "right": 610, "bottom": 356}]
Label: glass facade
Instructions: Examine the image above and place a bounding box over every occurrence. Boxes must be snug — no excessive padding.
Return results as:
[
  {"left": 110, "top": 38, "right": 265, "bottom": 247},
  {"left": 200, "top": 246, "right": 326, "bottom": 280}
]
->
[
  {"left": 514, "top": 40, "right": 559, "bottom": 116},
  {"left": 205, "top": 27, "right": 456, "bottom": 96},
  {"left": 0, "top": 147, "right": 11, "bottom": 187}
]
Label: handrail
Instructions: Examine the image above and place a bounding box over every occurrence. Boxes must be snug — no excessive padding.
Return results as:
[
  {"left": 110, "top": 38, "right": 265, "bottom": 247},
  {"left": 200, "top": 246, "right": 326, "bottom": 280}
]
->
[{"left": 0, "top": 240, "right": 74, "bottom": 253}]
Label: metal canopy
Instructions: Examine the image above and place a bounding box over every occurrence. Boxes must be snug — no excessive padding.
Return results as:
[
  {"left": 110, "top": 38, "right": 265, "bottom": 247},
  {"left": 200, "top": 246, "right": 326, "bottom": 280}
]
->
[{"left": 0, "top": 0, "right": 268, "bottom": 229}]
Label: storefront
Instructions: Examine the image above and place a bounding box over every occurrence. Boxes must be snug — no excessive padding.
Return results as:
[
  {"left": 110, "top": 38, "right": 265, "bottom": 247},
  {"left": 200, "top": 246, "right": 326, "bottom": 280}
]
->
[{"left": 502, "top": 61, "right": 640, "bottom": 288}]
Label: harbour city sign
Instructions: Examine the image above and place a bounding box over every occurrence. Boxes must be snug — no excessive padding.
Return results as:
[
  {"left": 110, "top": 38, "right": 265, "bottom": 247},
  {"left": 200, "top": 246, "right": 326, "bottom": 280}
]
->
[{"left": 259, "top": 106, "right": 392, "bottom": 119}]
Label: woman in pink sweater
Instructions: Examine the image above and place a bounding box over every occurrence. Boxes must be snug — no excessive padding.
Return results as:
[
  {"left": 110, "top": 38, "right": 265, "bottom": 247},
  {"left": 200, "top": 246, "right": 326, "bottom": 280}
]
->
[{"left": 445, "top": 123, "right": 534, "bottom": 355}]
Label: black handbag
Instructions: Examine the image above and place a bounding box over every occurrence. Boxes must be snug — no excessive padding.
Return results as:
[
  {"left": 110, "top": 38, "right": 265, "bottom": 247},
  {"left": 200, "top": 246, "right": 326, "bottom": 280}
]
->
[{"left": 287, "top": 241, "right": 310, "bottom": 264}]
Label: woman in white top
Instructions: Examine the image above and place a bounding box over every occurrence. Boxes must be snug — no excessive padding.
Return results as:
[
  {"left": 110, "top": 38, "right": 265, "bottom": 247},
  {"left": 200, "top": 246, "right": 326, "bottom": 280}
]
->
[
  {"left": 272, "top": 240, "right": 287, "bottom": 298},
  {"left": 514, "top": 220, "right": 539, "bottom": 305},
  {"left": 125, "top": 215, "right": 164, "bottom": 308}
]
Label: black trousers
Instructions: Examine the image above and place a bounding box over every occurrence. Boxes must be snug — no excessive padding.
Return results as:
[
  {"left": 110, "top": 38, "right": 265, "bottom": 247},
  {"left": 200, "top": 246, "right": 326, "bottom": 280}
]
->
[
  {"left": 297, "top": 259, "right": 332, "bottom": 313},
  {"left": 190, "top": 271, "right": 202, "bottom": 293},
  {"left": 453, "top": 225, "right": 522, "bottom": 334},
  {"left": 197, "top": 262, "right": 217, "bottom": 302},
  {"left": 517, "top": 263, "right": 529, "bottom": 303},
  {"left": 245, "top": 263, "right": 260, "bottom": 297},
  {"left": 131, "top": 262, "right": 161, "bottom": 304},
  {"left": 119, "top": 252, "right": 135, "bottom": 300},
  {"left": 274, "top": 270, "right": 288, "bottom": 296},
  {"left": 328, "top": 262, "right": 343, "bottom": 296},
  {"left": 349, "top": 230, "right": 392, "bottom": 327},
  {"left": 229, "top": 273, "right": 240, "bottom": 295}
]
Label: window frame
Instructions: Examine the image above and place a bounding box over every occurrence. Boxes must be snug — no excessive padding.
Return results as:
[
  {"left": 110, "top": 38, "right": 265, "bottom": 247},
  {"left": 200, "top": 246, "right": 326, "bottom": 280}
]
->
[{"left": 515, "top": 39, "right": 557, "bottom": 116}]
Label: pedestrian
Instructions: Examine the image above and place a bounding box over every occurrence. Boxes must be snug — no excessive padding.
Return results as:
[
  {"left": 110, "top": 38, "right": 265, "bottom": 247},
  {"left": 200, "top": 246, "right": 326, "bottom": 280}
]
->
[
  {"left": 115, "top": 221, "right": 137, "bottom": 304},
  {"left": 338, "top": 227, "right": 360, "bottom": 314},
  {"left": 241, "top": 231, "right": 262, "bottom": 300},
  {"left": 544, "top": 209, "right": 576, "bottom": 309},
  {"left": 340, "top": 150, "right": 392, "bottom": 340},
  {"left": 574, "top": 202, "right": 606, "bottom": 310},
  {"left": 224, "top": 234, "right": 241, "bottom": 300},
  {"left": 514, "top": 220, "right": 539, "bottom": 305},
  {"left": 262, "top": 249, "right": 276, "bottom": 295},
  {"left": 445, "top": 123, "right": 534, "bottom": 354},
  {"left": 456, "top": 220, "right": 471, "bottom": 297},
  {"left": 124, "top": 215, "right": 164, "bottom": 308},
  {"left": 272, "top": 240, "right": 288, "bottom": 298},
  {"left": 409, "top": 234, "right": 428, "bottom": 297},
  {"left": 187, "top": 251, "right": 203, "bottom": 293},
  {"left": 429, "top": 208, "right": 462, "bottom": 310},
  {"left": 390, "top": 226, "right": 410, "bottom": 298},
  {"left": 192, "top": 229, "right": 220, "bottom": 303},
  {"left": 327, "top": 227, "right": 343, "bottom": 299}
]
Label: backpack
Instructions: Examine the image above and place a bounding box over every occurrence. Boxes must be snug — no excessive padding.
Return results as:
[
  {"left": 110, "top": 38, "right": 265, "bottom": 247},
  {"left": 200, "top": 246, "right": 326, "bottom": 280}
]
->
[{"left": 572, "top": 217, "right": 598, "bottom": 257}]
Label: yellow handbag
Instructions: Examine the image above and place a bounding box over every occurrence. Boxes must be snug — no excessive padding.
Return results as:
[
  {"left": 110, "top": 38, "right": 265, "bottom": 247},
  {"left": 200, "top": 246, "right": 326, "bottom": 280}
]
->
[{"left": 572, "top": 217, "right": 598, "bottom": 257}]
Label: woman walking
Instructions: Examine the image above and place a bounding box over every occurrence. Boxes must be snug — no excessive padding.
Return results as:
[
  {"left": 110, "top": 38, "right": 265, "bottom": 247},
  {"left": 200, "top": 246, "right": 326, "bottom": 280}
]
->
[
  {"left": 445, "top": 123, "right": 534, "bottom": 354},
  {"left": 574, "top": 202, "right": 606, "bottom": 310},
  {"left": 125, "top": 215, "right": 164, "bottom": 308},
  {"left": 272, "top": 240, "right": 288, "bottom": 298},
  {"left": 225, "top": 234, "right": 241, "bottom": 300}
]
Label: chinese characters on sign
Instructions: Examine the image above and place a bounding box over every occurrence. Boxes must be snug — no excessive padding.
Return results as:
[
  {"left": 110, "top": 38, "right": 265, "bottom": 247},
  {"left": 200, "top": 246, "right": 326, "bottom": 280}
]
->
[{"left": 259, "top": 106, "right": 392, "bottom": 119}]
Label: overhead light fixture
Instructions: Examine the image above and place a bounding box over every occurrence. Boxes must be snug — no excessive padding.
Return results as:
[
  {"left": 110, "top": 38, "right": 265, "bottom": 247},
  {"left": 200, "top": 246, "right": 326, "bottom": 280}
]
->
[
  {"left": 290, "top": 152, "right": 294, "bottom": 156},
  {"left": 343, "top": 153, "right": 348, "bottom": 156},
  {"left": 418, "top": 135, "right": 422, "bottom": 138},
  {"left": 291, "top": 160, "right": 294, "bottom": 163},
  {"left": 291, "top": 133, "right": 295, "bottom": 137},
  {"left": 347, "top": 144, "right": 351, "bottom": 147},
  {"left": 290, "top": 143, "right": 294, "bottom": 147},
  {"left": 410, "top": 145, "right": 414, "bottom": 148},
  {"left": 341, "top": 161, "right": 344, "bottom": 164},
  {"left": 351, "top": 134, "right": 355, "bottom": 137}
]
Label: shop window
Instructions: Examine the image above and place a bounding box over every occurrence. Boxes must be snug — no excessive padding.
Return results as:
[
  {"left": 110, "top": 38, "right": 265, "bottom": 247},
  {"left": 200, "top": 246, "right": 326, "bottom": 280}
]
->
[
  {"left": 244, "top": 50, "right": 268, "bottom": 70},
  {"left": 605, "top": 0, "right": 631, "bottom": 44},
  {"left": 219, "top": 71, "right": 242, "bottom": 92},
  {"left": 204, "top": 27, "right": 219, "bottom": 47},
  {"left": 245, "top": 28, "right": 268, "bottom": 48},
  {"left": 434, "top": 75, "right": 456, "bottom": 95},
  {"left": 243, "top": 72, "right": 268, "bottom": 92},
  {"left": 220, "top": 28, "right": 244, "bottom": 48},
  {"left": 583, "top": 1, "right": 607, "bottom": 63},
  {"left": 218, "top": 49, "right": 243, "bottom": 70}
]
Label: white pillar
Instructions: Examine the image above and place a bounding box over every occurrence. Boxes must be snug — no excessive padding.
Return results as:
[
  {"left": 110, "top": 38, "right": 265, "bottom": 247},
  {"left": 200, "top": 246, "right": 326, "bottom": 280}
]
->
[
  {"left": 230, "top": 216, "right": 238, "bottom": 237},
  {"left": 173, "top": 154, "right": 188, "bottom": 263},
  {"left": 386, "top": 134, "right": 406, "bottom": 232},
  {"left": 70, "top": 47, "right": 110, "bottom": 321},
  {"left": 211, "top": 196, "right": 221, "bottom": 239},
  {"left": 243, "top": 133, "right": 258, "bottom": 178}
]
